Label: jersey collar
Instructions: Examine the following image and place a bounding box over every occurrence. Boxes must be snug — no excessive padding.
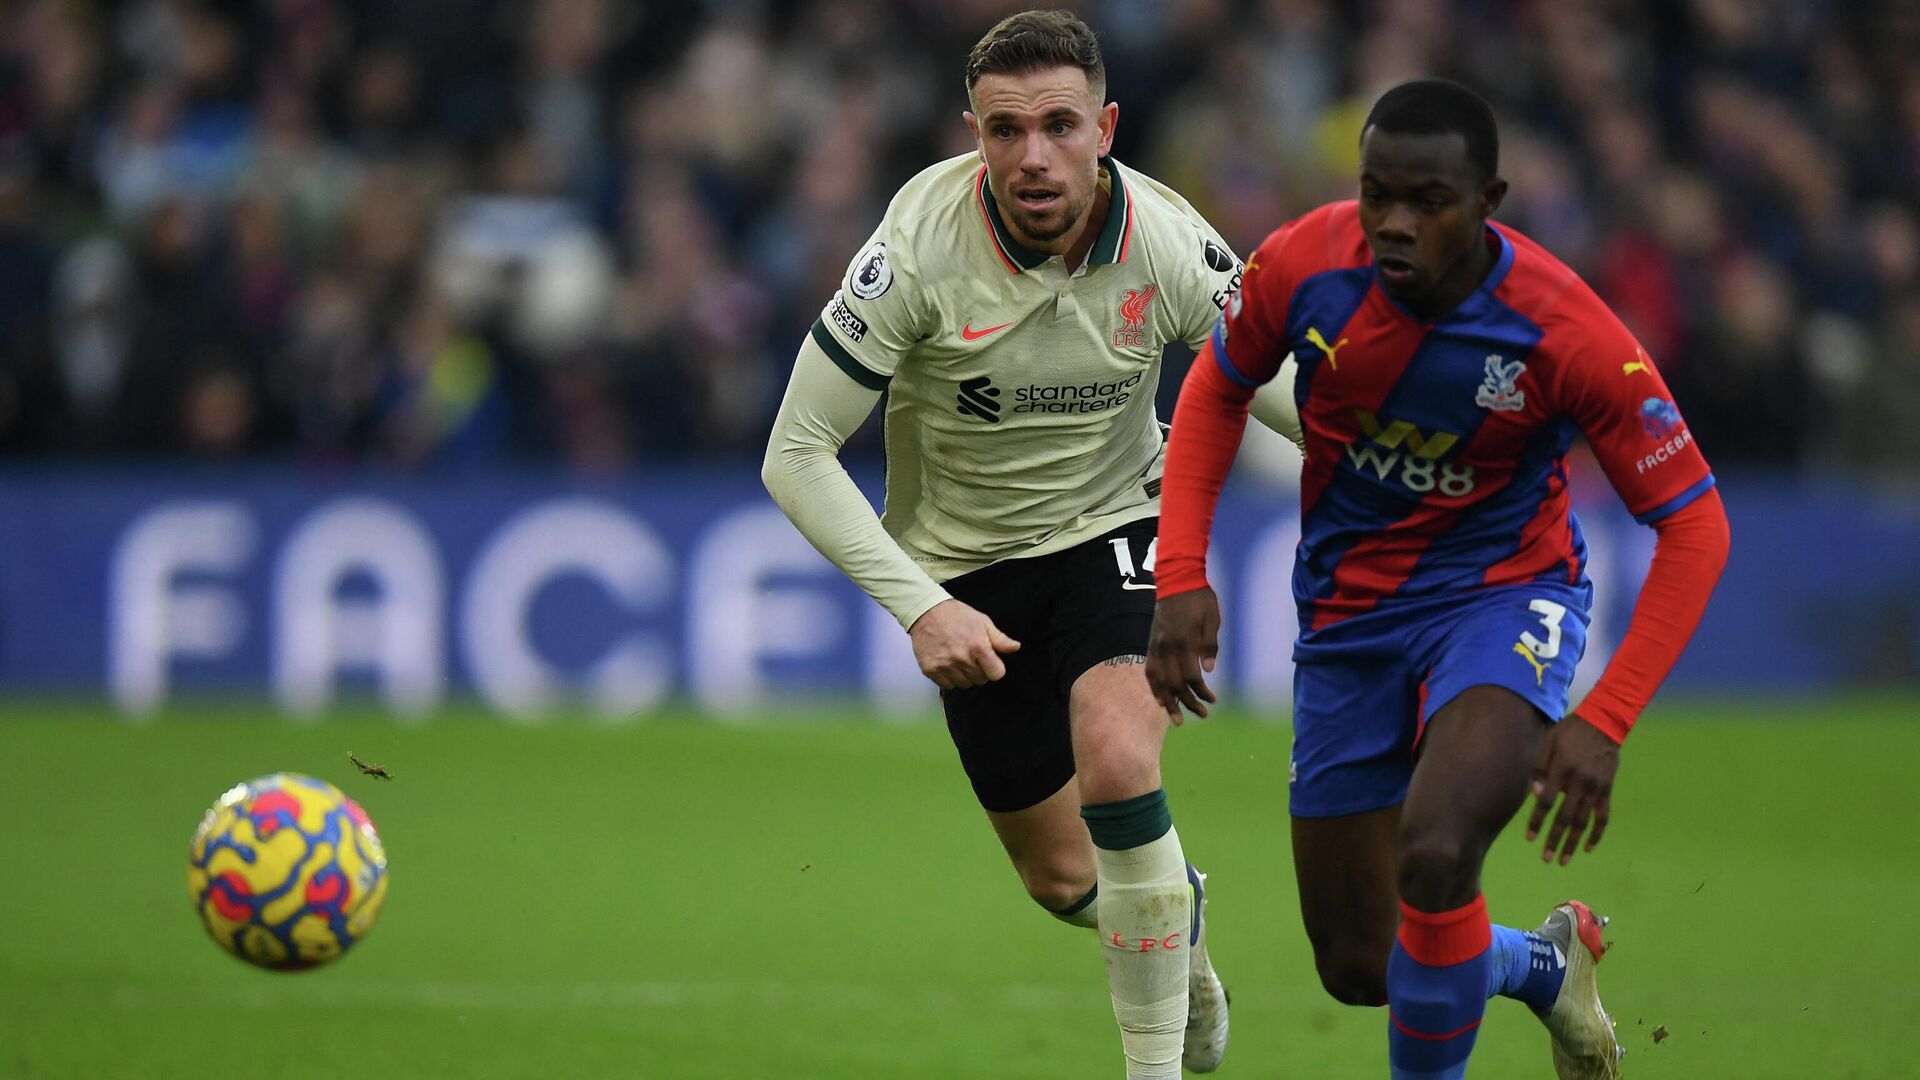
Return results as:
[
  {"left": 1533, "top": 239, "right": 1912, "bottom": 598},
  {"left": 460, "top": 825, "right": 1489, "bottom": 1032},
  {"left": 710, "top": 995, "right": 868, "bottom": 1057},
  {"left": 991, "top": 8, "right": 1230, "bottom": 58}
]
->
[
  {"left": 1436, "top": 226, "right": 1517, "bottom": 325},
  {"left": 975, "top": 157, "right": 1133, "bottom": 274},
  {"left": 1087, "top": 157, "right": 1133, "bottom": 266}
]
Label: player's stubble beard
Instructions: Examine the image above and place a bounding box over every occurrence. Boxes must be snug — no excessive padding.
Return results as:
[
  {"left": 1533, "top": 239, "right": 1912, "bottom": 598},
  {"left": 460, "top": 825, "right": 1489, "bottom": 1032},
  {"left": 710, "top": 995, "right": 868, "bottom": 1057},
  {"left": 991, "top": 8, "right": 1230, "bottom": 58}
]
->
[{"left": 1004, "top": 166, "right": 1096, "bottom": 250}]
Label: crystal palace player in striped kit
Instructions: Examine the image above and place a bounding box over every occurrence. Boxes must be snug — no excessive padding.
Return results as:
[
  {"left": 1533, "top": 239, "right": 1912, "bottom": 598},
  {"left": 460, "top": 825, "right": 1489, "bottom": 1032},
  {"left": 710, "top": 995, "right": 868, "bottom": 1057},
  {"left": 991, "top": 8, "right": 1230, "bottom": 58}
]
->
[{"left": 1146, "top": 81, "right": 1731, "bottom": 1079}]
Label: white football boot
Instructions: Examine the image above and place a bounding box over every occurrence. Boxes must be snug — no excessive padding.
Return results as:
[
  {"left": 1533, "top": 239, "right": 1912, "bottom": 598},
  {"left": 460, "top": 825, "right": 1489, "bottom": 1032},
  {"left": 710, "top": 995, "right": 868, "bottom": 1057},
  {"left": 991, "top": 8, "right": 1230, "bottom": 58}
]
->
[
  {"left": 1537, "top": 900, "right": 1623, "bottom": 1080},
  {"left": 1182, "top": 865, "right": 1230, "bottom": 1072}
]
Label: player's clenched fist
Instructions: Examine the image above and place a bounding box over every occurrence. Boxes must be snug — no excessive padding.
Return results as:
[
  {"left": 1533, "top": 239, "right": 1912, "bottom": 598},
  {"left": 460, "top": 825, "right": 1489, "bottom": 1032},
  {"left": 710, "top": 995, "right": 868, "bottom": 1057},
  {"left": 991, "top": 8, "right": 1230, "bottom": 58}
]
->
[
  {"left": 1146, "top": 587, "right": 1222, "bottom": 723},
  {"left": 909, "top": 599, "right": 1021, "bottom": 690}
]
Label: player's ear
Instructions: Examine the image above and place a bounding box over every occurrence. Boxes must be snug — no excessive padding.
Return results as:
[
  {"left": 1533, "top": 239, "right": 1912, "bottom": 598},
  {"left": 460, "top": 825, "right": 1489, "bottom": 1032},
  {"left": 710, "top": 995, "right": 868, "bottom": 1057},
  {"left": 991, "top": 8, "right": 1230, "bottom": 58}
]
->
[
  {"left": 1096, "top": 100, "right": 1118, "bottom": 157},
  {"left": 1479, "top": 177, "right": 1508, "bottom": 219},
  {"left": 963, "top": 110, "right": 990, "bottom": 164}
]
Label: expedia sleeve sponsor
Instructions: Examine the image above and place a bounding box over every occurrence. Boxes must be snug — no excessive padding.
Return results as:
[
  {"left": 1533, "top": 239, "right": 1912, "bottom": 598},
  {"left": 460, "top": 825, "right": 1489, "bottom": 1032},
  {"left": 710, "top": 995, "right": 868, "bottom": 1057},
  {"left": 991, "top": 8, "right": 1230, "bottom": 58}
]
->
[
  {"left": 1209, "top": 264, "right": 1244, "bottom": 313},
  {"left": 1183, "top": 226, "right": 1243, "bottom": 350},
  {"left": 1202, "top": 235, "right": 1245, "bottom": 315}
]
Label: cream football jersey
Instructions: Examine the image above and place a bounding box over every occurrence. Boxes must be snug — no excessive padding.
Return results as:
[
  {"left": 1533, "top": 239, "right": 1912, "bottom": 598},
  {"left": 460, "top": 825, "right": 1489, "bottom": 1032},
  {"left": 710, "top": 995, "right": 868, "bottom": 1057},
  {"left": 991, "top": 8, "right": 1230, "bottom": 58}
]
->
[{"left": 809, "top": 153, "right": 1244, "bottom": 581}]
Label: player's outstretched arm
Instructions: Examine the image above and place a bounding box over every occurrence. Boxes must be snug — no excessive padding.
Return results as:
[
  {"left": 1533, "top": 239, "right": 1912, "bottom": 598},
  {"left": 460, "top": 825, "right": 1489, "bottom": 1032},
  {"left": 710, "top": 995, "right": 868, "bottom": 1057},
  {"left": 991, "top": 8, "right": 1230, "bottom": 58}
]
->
[
  {"left": 1526, "top": 487, "right": 1731, "bottom": 863},
  {"left": 762, "top": 337, "right": 952, "bottom": 633},
  {"left": 1149, "top": 338, "right": 1261, "bottom": 722}
]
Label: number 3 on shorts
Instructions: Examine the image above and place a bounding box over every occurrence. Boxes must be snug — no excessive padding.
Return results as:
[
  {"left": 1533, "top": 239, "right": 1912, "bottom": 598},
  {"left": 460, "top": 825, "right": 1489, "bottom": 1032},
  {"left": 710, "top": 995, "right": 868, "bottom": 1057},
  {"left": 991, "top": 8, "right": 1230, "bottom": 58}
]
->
[{"left": 1512, "top": 598, "right": 1567, "bottom": 685}]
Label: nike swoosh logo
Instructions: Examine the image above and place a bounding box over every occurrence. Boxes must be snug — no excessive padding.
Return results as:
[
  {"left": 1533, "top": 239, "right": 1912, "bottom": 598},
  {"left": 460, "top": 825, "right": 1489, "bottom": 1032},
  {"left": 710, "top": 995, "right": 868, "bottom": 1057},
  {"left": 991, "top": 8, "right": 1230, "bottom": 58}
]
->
[
  {"left": 1121, "top": 580, "right": 1157, "bottom": 591},
  {"left": 961, "top": 321, "right": 1012, "bottom": 341}
]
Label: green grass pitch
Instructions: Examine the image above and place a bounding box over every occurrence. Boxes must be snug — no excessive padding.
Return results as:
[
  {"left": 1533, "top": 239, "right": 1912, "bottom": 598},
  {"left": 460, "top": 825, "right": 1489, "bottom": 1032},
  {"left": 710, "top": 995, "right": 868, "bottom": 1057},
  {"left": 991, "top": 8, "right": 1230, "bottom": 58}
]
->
[{"left": 2, "top": 695, "right": 1914, "bottom": 1078}]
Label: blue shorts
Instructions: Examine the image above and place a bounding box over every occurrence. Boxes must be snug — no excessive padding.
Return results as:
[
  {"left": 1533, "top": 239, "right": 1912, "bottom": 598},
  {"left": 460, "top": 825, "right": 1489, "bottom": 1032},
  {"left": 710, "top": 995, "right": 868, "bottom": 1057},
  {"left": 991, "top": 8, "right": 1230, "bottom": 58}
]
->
[{"left": 1289, "top": 583, "right": 1592, "bottom": 819}]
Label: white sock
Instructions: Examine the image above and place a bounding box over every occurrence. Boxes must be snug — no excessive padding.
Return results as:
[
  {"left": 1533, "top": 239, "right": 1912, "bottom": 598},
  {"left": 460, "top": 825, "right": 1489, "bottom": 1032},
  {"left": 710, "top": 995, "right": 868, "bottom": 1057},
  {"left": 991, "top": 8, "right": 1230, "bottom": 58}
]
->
[
  {"left": 1050, "top": 885, "right": 1101, "bottom": 930},
  {"left": 1091, "top": 821, "right": 1190, "bottom": 1079}
]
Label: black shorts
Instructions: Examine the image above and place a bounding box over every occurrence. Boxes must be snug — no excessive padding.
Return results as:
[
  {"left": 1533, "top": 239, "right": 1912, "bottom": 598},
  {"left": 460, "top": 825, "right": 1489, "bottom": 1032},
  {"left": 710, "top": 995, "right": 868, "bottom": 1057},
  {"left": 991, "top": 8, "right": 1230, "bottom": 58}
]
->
[{"left": 939, "top": 518, "right": 1158, "bottom": 813}]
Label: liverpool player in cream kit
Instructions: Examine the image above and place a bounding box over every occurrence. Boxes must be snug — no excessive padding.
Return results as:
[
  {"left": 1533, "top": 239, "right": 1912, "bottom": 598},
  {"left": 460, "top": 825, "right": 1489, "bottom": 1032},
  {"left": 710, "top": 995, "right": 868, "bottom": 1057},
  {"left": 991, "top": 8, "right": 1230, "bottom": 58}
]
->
[{"left": 763, "top": 11, "right": 1300, "bottom": 1078}]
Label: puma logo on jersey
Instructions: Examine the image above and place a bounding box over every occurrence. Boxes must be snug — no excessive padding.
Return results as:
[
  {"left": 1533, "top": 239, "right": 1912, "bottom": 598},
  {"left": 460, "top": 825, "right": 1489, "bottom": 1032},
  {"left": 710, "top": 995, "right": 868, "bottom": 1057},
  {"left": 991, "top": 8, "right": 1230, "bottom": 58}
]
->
[
  {"left": 1512, "top": 641, "right": 1548, "bottom": 685},
  {"left": 1622, "top": 347, "right": 1653, "bottom": 376},
  {"left": 1307, "top": 326, "right": 1349, "bottom": 370},
  {"left": 961, "top": 321, "right": 1011, "bottom": 341}
]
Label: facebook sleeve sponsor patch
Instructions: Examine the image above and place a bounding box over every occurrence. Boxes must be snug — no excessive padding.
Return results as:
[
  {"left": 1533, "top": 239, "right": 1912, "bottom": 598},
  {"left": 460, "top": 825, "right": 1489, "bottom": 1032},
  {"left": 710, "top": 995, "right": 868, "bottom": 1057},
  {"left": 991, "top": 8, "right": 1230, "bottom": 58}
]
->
[{"left": 1558, "top": 319, "right": 1713, "bottom": 520}]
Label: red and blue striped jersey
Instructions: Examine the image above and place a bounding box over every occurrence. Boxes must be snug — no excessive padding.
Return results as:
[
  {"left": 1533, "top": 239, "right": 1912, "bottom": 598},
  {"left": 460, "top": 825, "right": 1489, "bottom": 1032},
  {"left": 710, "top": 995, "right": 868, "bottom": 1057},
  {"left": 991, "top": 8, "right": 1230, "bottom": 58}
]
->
[{"left": 1213, "top": 201, "right": 1715, "bottom": 632}]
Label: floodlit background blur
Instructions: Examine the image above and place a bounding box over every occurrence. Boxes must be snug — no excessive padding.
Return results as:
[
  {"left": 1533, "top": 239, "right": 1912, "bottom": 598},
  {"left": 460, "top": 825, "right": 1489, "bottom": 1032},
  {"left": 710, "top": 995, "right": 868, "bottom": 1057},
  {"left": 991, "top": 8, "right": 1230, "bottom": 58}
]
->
[
  {"left": 2, "top": 0, "right": 1917, "bottom": 472},
  {"left": 1, "top": 0, "right": 1917, "bottom": 716},
  {"left": 3, "top": 4, "right": 1917, "bottom": 1079},
  {"left": 6, "top": 0, "right": 1920, "bottom": 716}
]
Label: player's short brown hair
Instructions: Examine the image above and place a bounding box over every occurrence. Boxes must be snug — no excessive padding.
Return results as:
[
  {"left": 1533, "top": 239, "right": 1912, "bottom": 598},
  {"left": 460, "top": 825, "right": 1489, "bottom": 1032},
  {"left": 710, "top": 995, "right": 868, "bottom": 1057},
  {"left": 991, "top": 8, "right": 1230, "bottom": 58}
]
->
[{"left": 965, "top": 10, "right": 1106, "bottom": 103}]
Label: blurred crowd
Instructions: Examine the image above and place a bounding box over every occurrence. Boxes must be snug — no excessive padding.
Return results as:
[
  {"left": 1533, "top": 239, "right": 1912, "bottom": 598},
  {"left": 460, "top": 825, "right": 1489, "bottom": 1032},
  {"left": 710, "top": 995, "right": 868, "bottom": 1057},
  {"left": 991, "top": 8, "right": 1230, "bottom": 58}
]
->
[{"left": 0, "top": 0, "right": 1917, "bottom": 479}]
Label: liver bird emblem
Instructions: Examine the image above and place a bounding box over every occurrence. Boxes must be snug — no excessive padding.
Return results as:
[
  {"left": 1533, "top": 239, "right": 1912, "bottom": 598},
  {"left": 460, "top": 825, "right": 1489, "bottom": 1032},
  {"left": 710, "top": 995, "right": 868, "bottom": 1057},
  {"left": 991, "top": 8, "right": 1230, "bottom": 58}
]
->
[{"left": 1120, "top": 285, "right": 1157, "bottom": 330}]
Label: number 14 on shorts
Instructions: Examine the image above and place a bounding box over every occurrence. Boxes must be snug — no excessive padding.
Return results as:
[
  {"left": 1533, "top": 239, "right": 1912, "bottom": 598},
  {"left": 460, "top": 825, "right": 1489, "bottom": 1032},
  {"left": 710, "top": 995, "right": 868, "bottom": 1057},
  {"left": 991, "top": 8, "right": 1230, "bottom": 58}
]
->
[{"left": 1513, "top": 598, "right": 1567, "bottom": 686}]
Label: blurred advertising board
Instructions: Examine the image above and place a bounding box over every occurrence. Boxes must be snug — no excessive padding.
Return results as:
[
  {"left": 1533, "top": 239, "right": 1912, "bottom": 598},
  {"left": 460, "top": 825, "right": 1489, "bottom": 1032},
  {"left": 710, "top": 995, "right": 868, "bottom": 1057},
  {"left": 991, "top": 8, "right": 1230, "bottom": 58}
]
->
[{"left": 0, "top": 467, "right": 1912, "bottom": 719}]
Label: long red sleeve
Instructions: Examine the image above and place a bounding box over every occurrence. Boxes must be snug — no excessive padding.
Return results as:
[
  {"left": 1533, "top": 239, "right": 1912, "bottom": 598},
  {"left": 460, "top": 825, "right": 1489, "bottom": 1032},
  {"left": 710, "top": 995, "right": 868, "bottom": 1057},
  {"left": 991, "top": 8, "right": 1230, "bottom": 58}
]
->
[
  {"left": 1157, "top": 341, "right": 1257, "bottom": 597},
  {"left": 1571, "top": 486, "right": 1731, "bottom": 743}
]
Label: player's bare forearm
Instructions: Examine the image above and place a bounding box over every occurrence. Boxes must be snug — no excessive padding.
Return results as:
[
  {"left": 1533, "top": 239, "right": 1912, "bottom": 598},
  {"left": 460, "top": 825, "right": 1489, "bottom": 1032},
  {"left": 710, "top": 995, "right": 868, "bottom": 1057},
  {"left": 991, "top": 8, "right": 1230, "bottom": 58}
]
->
[
  {"left": 1146, "top": 587, "right": 1221, "bottom": 723},
  {"left": 1525, "top": 714, "right": 1621, "bottom": 864}
]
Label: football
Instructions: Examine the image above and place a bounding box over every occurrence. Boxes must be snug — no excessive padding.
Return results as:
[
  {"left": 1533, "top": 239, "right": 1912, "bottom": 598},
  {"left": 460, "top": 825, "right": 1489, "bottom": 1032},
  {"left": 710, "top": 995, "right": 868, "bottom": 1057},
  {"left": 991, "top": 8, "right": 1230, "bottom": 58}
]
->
[{"left": 187, "top": 773, "right": 389, "bottom": 971}]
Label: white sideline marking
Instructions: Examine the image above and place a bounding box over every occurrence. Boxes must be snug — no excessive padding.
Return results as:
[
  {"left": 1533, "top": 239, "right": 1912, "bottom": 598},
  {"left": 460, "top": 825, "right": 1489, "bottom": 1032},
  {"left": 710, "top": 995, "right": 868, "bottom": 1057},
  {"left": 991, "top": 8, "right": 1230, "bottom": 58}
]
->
[{"left": 109, "top": 980, "right": 1086, "bottom": 1012}]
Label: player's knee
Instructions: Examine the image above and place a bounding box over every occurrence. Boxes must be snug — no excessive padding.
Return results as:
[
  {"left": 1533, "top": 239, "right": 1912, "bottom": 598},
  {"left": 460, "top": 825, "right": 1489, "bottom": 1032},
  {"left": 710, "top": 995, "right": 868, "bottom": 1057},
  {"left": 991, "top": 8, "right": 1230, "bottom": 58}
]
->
[
  {"left": 1395, "top": 833, "right": 1483, "bottom": 910},
  {"left": 1016, "top": 860, "right": 1094, "bottom": 913},
  {"left": 1071, "top": 722, "right": 1160, "bottom": 805},
  {"left": 1305, "top": 931, "right": 1390, "bottom": 1006},
  {"left": 1315, "top": 955, "right": 1389, "bottom": 1007}
]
